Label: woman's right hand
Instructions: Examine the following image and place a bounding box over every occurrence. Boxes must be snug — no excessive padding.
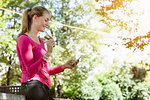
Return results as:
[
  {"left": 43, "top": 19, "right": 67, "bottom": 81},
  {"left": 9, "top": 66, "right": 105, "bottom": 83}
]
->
[{"left": 44, "top": 35, "right": 55, "bottom": 57}]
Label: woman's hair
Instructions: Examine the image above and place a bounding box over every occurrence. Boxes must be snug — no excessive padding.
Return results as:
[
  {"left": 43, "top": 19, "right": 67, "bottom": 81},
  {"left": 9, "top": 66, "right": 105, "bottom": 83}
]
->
[{"left": 18, "top": 6, "right": 50, "bottom": 37}]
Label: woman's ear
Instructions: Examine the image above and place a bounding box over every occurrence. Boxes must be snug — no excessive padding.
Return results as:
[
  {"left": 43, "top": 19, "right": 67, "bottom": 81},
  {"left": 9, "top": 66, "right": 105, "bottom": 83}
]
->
[{"left": 32, "top": 15, "right": 38, "bottom": 22}]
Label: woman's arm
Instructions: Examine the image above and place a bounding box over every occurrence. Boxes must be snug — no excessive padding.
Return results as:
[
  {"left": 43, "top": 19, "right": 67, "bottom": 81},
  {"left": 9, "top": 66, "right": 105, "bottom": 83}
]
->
[
  {"left": 48, "top": 65, "right": 64, "bottom": 75},
  {"left": 48, "top": 59, "right": 79, "bottom": 75},
  {"left": 18, "top": 36, "right": 46, "bottom": 76}
]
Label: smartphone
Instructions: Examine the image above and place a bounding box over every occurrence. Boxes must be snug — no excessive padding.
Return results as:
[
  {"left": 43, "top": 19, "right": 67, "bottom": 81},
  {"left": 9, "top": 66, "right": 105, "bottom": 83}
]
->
[{"left": 72, "top": 57, "right": 81, "bottom": 66}]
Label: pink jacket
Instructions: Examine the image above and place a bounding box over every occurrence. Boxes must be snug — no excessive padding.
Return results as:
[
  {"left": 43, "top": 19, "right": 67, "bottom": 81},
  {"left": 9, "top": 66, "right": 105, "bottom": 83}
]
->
[{"left": 16, "top": 35, "right": 63, "bottom": 88}]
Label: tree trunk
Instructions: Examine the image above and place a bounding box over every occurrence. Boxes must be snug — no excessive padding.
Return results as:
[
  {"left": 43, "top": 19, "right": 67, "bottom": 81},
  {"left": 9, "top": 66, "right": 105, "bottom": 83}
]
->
[
  {"left": 53, "top": 75, "right": 63, "bottom": 98},
  {"left": 6, "top": 55, "right": 12, "bottom": 85},
  {"left": 57, "top": 82, "right": 63, "bottom": 98},
  {"left": 6, "top": 67, "right": 11, "bottom": 85},
  {"left": 53, "top": 75, "right": 57, "bottom": 97}
]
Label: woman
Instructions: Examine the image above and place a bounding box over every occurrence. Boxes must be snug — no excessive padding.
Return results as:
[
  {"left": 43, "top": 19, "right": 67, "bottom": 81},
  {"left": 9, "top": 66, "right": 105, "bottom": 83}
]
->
[{"left": 16, "top": 6, "right": 78, "bottom": 100}]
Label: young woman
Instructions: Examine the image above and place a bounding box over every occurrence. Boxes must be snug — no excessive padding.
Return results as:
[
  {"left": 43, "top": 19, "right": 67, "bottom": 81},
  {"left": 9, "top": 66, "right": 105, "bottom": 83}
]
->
[{"left": 16, "top": 6, "right": 78, "bottom": 100}]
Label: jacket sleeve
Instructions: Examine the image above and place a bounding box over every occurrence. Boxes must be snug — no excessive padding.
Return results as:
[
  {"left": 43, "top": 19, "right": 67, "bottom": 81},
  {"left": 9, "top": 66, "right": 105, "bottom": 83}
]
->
[
  {"left": 17, "top": 36, "right": 46, "bottom": 76},
  {"left": 48, "top": 65, "right": 64, "bottom": 75}
]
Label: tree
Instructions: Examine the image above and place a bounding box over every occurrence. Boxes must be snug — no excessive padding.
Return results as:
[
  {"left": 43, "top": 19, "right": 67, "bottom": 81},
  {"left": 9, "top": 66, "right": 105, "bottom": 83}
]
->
[
  {"left": 0, "top": 0, "right": 41, "bottom": 85},
  {"left": 46, "top": 0, "right": 101, "bottom": 98},
  {"left": 95, "top": 0, "right": 150, "bottom": 50},
  {"left": 0, "top": 0, "right": 102, "bottom": 99}
]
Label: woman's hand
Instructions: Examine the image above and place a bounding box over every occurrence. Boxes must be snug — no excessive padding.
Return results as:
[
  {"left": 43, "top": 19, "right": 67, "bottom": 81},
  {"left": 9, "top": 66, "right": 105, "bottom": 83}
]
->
[
  {"left": 44, "top": 35, "right": 55, "bottom": 57},
  {"left": 62, "top": 59, "right": 79, "bottom": 70}
]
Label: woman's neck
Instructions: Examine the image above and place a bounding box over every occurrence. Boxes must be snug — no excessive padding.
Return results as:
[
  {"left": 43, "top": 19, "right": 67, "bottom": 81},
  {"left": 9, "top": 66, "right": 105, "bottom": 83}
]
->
[
  {"left": 26, "top": 31, "right": 41, "bottom": 44},
  {"left": 28, "top": 30, "right": 38, "bottom": 38},
  {"left": 28, "top": 25, "right": 39, "bottom": 37}
]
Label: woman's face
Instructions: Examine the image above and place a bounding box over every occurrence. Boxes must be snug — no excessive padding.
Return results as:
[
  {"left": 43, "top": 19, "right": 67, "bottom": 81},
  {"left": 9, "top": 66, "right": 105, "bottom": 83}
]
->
[{"left": 33, "top": 12, "right": 50, "bottom": 32}]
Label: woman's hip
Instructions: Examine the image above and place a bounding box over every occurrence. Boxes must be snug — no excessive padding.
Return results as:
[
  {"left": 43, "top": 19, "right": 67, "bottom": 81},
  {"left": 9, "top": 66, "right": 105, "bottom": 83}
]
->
[{"left": 21, "top": 80, "right": 54, "bottom": 100}]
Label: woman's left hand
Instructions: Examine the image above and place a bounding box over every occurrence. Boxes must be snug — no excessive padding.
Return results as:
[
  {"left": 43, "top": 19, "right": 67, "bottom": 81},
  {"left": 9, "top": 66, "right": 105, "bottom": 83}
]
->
[{"left": 62, "top": 59, "right": 79, "bottom": 70}]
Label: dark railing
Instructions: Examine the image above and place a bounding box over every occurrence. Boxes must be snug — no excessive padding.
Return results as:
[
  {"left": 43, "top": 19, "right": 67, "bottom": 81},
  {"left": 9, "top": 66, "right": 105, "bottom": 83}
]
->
[{"left": 0, "top": 86, "right": 21, "bottom": 95}]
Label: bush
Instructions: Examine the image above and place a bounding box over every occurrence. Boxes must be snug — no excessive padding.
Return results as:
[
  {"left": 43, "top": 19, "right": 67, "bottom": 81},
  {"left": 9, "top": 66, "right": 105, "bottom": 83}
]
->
[
  {"left": 100, "top": 83, "right": 123, "bottom": 100},
  {"left": 80, "top": 79, "right": 102, "bottom": 100},
  {"left": 63, "top": 84, "right": 83, "bottom": 100},
  {"left": 80, "top": 64, "right": 150, "bottom": 100},
  {"left": 131, "top": 82, "right": 150, "bottom": 100}
]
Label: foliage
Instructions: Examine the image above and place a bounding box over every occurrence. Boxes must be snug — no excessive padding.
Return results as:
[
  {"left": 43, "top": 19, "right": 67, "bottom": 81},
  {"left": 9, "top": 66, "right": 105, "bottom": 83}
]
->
[
  {"left": 101, "top": 83, "right": 123, "bottom": 100},
  {"left": 123, "top": 31, "right": 150, "bottom": 51},
  {"left": 95, "top": 0, "right": 150, "bottom": 51},
  {"left": 132, "top": 82, "right": 150, "bottom": 100},
  {"left": 0, "top": 0, "right": 42, "bottom": 85},
  {"left": 95, "top": 0, "right": 134, "bottom": 32},
  {"left": 1, "top": 0, "right": 150, "bottom": 100},
  {"left": 80, "top": 64, "right": 150, "bottom": 100},
  {"left": 0, "top": 0, "right": 101, "bottom": 99},
  {"left": 0, "top": 30, "right": 21, "bottom": 85},
  {"left": 63, "top": 85, "right": 82, "bottom": 100},
  {"left": 45, "top": 0, "right": 101, "bottom": 98},
  {"left": 80, "top": 79, "right": 102, "bottom": 100},
  {"left": 1, "top": 64, "right": 21, "bottom": 85},
  {"left": 49, "top": 82, "right": 55, "bottom": 97}
]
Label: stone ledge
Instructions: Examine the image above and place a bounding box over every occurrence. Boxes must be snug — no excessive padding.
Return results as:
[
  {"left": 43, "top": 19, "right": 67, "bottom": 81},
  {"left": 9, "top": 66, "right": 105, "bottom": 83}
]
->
[
  {"left": 0, "top": 93, "right": 25, "bottom": 100},
  {"left": 0, "top": 93, "right": 70, "bottom": 100},
  {"left": 54, "top": 98, "right": 70, "bottom": 100}
]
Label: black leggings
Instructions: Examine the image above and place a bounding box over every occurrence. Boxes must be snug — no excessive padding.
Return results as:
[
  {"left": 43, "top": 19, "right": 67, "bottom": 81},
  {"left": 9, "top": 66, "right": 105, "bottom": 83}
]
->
[{"left": 21, "top": 80, "right": 54, "bottom": 100}]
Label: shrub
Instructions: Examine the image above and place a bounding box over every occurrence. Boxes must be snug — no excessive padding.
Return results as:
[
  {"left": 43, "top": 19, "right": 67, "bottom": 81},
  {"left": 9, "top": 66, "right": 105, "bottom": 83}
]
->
[
  {"left": 80, "top": 79, "right": 102, "bottom": 100},
  {"left": 100, "top": 83, "right": 123, "bottom": 100},
  {"left": 80, "top": 64, "right": 150, "bottom": 100}
]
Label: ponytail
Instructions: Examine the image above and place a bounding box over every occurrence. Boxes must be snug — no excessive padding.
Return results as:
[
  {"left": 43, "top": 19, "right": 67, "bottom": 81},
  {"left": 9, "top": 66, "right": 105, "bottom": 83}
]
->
[{"left": 18, "top": 8, "right": 32, "bottom": 38}]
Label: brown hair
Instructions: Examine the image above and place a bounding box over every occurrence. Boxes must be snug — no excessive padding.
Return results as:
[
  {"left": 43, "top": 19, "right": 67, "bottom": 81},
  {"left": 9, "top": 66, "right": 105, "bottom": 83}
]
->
[{"left": 18, "top": 6, "right": 50, "bottom": 37}]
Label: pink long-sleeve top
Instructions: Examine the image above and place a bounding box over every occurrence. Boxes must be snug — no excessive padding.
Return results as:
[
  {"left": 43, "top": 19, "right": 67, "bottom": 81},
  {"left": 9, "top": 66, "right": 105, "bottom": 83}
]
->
[{"left": 16, "top": 35, "right": 63, "bottom": 88}]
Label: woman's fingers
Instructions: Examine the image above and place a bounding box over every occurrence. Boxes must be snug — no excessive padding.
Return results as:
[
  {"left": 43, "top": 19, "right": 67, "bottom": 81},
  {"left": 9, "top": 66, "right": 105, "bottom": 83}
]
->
[
  {"left": 45, "top": 35, "right": 55, "bottom": 47},
  {"left": 72, "top": 57, "right": 80, "bottom": 67},
  {"left": 67, "top": 59, "right": 73, "bottom": 65},
  {"left": 44, "top": 35, "right": 53, "bottom": 40},
  {"left": 74, "top": 60, "right": 79, "bottom": 66},
  {"left": 51, "top": 41, "right": 55, "bottom": 47},
  {"left": 64, "top": 59, "right": 79, "bottom": 69},
  {"left": 69, "top": 59, "right": 79, "bottom": 68}
]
